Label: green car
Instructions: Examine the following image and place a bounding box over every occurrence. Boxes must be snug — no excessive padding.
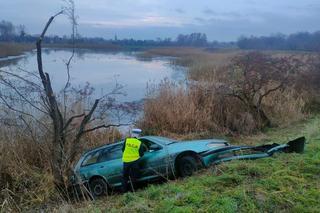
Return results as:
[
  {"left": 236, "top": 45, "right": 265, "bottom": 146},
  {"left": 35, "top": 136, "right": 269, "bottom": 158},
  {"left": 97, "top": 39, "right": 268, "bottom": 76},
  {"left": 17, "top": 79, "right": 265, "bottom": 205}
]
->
[{"left": 72, "top": 136, "right": 305, "bottom": 197}]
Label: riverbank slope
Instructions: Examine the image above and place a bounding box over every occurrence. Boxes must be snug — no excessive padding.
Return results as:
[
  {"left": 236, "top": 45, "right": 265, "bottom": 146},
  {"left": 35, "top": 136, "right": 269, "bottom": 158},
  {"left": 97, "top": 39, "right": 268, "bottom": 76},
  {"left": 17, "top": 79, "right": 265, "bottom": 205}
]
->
[{"left": 62, "top": 116, "right": 320, "bottom": 212}]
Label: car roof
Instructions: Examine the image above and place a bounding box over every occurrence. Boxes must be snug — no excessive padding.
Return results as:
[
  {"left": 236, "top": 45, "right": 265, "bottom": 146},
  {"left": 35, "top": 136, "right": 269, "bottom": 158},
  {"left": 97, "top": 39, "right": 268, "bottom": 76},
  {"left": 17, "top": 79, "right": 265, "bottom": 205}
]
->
[
  {"left": 82, "top": 140, "right": 123, "bottom": 156},
  {"left": 139, "top": 136, "right": 176, "bottom": 145},
  {"left": 81, "top": 136, "right": 175, "bottom": 156}
]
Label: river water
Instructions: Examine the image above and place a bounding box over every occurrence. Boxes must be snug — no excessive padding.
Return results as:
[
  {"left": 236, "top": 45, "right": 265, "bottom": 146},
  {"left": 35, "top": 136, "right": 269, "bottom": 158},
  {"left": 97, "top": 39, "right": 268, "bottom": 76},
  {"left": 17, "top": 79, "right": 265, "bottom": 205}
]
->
[
  {"left": 1, "top": 49, "right": 185, "bottom": 102},
  {"left": 0, "top": 49, "right": 185, "bottom": 129}
]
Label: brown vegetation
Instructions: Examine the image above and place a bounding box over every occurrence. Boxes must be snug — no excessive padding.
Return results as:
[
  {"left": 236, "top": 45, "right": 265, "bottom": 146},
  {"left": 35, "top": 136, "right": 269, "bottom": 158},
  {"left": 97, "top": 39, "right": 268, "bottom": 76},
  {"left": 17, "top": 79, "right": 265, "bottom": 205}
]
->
[
  {"left": 139, "top": 47, "right": 240, "bottom": 68},
  {"left": 139, "top": 51, "right": 319, "bottom": 137},
  {"left": 0, "top": 127, "right": 121, "bottom": 211},
  {"left": 0, "top": 26, "right": 319, "bottom": 212},
  {"left": 0, "top": 42, "right": 33, "bottom": 58},
  {"left": 0, "top": 4, "right": 129, "bottom": 210}
]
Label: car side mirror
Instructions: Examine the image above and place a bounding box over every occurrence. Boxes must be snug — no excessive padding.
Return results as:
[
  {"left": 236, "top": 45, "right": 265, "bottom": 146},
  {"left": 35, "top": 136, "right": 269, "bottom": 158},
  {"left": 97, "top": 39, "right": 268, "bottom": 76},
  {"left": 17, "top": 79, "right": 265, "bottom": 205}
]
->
[{"left": 149, "top": 144, "right": 162, "bottom": 151}]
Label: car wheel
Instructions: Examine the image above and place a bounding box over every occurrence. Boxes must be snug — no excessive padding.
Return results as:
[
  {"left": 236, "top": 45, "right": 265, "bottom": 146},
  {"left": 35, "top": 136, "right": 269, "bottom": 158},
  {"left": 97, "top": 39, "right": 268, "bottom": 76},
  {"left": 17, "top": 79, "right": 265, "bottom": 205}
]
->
[
  {"left": 89, "top": 177, "right": 108, "bottom": 197},
  {"left": 177, "top": 156, "right": 201, "bottom": 177}
]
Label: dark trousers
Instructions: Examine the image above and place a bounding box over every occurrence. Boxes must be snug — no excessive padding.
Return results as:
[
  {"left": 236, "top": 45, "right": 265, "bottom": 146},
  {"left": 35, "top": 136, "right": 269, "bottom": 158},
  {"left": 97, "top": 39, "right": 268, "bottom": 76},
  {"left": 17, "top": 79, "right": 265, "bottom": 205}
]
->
[{"left": 121, "top": 159, "right": 140, "bottom": 192}]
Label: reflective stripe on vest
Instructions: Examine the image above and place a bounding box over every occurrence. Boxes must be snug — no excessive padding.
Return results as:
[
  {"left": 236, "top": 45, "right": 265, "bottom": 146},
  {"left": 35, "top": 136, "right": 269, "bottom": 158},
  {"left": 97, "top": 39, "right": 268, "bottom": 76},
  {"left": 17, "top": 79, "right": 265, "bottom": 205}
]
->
[{"left": 122, "top": 138, "right": 141, "bottom": 163}]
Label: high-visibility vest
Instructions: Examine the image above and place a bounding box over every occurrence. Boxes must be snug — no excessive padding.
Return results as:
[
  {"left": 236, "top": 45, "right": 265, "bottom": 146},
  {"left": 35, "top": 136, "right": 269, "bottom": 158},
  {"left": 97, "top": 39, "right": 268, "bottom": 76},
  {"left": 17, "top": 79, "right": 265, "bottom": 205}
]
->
[{"left": 122, "top": 138, "right": 141, "bottom": 163}]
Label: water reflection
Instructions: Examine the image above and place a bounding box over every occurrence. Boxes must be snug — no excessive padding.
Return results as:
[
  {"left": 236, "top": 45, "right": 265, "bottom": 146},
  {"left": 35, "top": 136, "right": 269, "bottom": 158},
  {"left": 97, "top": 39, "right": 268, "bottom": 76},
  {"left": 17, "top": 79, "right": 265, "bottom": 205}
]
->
[{"left": 1, "top": 49, "right": 185, "bottom": 102}]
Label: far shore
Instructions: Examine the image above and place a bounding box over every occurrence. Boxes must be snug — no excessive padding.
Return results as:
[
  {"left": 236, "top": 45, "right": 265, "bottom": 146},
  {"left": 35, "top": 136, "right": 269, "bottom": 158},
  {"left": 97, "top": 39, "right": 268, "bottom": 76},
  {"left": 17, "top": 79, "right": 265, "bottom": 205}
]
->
[
  {"left": 0, "top": 42, "right": 124, "bottom": 59},
  {"left": 0, "top": 41, "right": 161, "bottom": 59},
  {"left": 1, "top": 42, "right": 314, "bottom": 63},
  {"left": 0, "top": 42, "right": 34, "bottom": 58}
]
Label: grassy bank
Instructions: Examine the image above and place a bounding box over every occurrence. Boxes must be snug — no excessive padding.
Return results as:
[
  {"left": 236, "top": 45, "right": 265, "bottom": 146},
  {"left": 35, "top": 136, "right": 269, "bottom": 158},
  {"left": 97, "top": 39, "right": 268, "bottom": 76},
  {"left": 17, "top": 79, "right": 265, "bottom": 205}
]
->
[
  {"left": 0, "top": 42, "right": 147, "bottom": 58},
  {"left": 138, "top": 47, "right": 241, "bottom": 68},
  {"left": 1, "top": 46, "right": 318, "bottom": 212},
  {"left": 0, "top": 42, "right": 122, "bottom": 58},
  {"left": 0, "top": 42, "right": 34, "bottom": 58},
  {"left": 139, "top": 47, "right": 313, "bottom": 69},
  {"left": 55, "top": 116, "right": 320, "bottom": 212}
]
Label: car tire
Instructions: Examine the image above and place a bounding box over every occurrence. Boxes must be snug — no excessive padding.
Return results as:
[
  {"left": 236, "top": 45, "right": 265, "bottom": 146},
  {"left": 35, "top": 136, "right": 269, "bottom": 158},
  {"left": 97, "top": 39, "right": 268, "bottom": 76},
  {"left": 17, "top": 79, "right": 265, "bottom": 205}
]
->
[
  {"left": 177, "top": 156, "right": 201, "bottom": 178},
  {"left": 89, "top": 177, "right": 108, "bottom": 197}
]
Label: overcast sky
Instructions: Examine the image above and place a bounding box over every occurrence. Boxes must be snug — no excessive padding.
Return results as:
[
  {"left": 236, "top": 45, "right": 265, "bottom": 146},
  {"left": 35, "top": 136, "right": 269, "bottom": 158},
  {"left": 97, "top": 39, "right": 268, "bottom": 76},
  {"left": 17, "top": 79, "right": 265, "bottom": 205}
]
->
[{"left": 1, "top": 0, "right": 320, "bottom": 41}]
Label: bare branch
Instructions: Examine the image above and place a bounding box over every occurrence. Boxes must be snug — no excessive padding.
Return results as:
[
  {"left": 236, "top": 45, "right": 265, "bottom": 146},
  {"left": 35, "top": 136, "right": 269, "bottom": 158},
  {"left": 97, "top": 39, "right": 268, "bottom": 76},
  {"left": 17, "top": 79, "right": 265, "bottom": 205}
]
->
[
  {"left": 258, "top": 83, "right": 284, "bottom": 106},
  {"left": 0, "top": 95, "right": 50, "bottom": 131},
  {"left": 36, "top": 11, "right": 63, "bottom": 92},
  {"left": 0, "top": 77, "right": 48, "bottom": 114},
  {"left": 63, "top": 0, "right": 78, "bottom": 92},
  {"left": 0, "top": 69, "right": 43, "bottom": 90},
  {"left": 39, "top": 11, "right": 64, "bottom": 41},
  {"left": 78, "top": 99, "right": 100, "bottom": 130},
  {"left": 17, "top": 67, "right": 42, "bottom": 81},
  {"left": 63, "top": 113, "right": 85, "bottom": 130},
  {"left": 82, "top": 123, "right": 131, "bottom": 134},
  {"left": 19, "top": 115, "right": 38, "bottom": 143},
  {"left": 62, "top": 0, "right": 78, "bottom": 122}
]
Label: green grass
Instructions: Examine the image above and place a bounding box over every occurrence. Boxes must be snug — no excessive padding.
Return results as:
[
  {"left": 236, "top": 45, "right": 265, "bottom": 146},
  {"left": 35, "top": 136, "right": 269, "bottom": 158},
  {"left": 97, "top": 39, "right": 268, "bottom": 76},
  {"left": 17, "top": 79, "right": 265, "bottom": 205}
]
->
[{"left": 59, "top": 116, "right": 320, "bottom": 213}]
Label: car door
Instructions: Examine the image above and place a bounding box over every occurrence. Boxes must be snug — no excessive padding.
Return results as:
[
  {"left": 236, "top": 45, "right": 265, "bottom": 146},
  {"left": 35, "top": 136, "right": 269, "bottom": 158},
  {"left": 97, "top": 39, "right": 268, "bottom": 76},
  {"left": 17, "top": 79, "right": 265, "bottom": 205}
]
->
[
  {"left": 94, "top": 144, "right": 124, "bottom": 186},
  {"left": 139, "top": 140, "right": 173, "bottom": 179}
]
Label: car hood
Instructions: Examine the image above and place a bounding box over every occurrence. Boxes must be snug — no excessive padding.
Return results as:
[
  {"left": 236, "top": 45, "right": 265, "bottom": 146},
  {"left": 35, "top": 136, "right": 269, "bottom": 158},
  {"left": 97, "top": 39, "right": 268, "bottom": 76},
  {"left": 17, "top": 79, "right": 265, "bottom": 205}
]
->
[{"left": 167, "top": 139, "right": 229, "bottom": 153}]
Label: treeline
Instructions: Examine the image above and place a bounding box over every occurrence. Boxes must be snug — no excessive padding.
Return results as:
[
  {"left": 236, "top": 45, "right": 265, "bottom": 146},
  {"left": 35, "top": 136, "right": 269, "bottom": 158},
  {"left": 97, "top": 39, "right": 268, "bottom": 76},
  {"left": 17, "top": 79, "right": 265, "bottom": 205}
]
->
[
  {"left": 3, "top": 19, "right": 320, "bottom": 51},
  {"left": 238, "top": 31, "right": 320, "bottom": 51},
  {"left": 0, "top": 19, "right": 233, "bottom": 49},
  {"left": 0, "top": 20, "right": 28, "bottom": 42}
]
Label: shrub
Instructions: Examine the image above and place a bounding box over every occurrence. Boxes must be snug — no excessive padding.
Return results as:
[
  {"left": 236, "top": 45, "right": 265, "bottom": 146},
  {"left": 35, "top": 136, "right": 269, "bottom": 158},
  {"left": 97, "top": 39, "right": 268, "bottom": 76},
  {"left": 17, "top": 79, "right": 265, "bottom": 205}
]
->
[
  {"left": 139, "top": 80, "right": 259, "bottom": 136},
  {"left": 139, "top": 52, "right": 312, "bottom": 136}
]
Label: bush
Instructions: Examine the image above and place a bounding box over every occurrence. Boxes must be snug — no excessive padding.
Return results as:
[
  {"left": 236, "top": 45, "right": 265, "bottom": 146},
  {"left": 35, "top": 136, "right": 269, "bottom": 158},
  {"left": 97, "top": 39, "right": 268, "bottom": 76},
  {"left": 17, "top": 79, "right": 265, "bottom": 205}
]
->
[
  {"left": 0, "top": 126, "right": 121, "bottom": 211},
  {"left": 139, "top": 80, "right": 259, "bottom": 136},
  {"left": 139, "top": 52, "right": 312, "bottom": 136}
]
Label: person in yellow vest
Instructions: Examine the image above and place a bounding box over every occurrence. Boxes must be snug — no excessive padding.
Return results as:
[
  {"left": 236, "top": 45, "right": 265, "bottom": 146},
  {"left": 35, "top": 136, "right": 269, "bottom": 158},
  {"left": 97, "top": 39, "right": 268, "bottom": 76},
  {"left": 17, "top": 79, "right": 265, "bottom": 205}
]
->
[{"left": 121, "top": 128, "right": 146, "bottom": 192}]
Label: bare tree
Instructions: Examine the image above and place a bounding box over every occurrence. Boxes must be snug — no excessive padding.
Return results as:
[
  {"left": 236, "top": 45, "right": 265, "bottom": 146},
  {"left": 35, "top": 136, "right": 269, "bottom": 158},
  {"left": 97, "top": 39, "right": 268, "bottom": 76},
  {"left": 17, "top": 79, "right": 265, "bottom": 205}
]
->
[
  {"left": 0, "top": 1, "right": 131, "bottom": 194},
  {"left": 0, "top": 20, "right": 15, "bottom": 40},
  {"left": 17, "top": 24, "right": 26, "bottom": 37},
  {"left": 217, "top": 52, "right": 303, "bottom": 128}
]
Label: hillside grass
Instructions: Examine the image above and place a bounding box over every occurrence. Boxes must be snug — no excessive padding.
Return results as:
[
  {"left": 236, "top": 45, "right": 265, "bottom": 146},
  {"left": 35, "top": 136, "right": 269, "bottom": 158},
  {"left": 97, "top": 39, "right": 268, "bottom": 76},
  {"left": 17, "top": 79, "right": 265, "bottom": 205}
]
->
[{"left": 58, "top": 116, "right": 320, "bottom": 213}]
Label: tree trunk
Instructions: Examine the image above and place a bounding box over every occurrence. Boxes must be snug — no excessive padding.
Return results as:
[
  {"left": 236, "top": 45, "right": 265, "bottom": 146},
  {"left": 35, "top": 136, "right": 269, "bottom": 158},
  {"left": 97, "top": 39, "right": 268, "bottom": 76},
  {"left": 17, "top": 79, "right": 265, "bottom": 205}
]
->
[
  {"left": 250, "top": 105, "right": 271, "bottom": 129},
  {"left": 51, "top": 148, "right": 65, "bottom": 189},
  {"left": 35, "top": 11, "right": 67, "bottom": 193}
]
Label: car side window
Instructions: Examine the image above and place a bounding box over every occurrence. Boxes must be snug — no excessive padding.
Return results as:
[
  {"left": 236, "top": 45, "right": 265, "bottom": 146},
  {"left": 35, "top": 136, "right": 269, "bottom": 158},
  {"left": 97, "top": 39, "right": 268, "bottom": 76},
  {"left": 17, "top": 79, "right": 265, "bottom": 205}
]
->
[
  {"left": 81, "top": 150, "right": 102, "bottom": 167},
  {"left": 97, "top": 144, "right": 123, "bottom": 163},
  {"left": 139, "top": 138, "right": 161, "bottom": 150}
]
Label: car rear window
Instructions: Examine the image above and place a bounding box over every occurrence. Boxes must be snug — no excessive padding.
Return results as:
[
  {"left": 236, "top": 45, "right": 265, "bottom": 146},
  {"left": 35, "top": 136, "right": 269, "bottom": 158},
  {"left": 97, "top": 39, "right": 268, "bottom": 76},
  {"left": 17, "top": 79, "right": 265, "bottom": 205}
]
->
[
  {"left": 98, "top": 144, "right": 123, "bottom": 162},
  {"left": 81, "top": 150, "right": 101, "bottom": 167}
]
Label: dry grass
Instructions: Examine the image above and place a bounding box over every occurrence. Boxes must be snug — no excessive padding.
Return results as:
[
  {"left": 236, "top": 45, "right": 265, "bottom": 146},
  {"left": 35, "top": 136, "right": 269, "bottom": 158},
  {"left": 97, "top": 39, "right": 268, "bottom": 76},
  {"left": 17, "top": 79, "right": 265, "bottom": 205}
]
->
[
  {"left": 0, "top": 135, "right": 55, "bottom": 212},
  {"left": 0, "top": 126, "right": 121, "bottom": 212},
  {"left": 0, "top": 47, "right": 318, "bottom": 211},
  {"left": 141, "top": 47, "right": 316, "bottom": 81},
  {"left": 0, "top": 42, "right": 34, "bottom": 58},
  {"left": 139, "top": 47, "right": 240, "bottom": 68},
  {"left": 263, "top": 88, "right": 307, "bottom": 126},
  {"left": 138, "top": 50, "right": 316, "bottom": 137},
  {"left": 139, "top": 80, "right": 259, "bottom": 137},
  {"left": 55, "top": 116, "right": 320, "bottom": 212}
]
